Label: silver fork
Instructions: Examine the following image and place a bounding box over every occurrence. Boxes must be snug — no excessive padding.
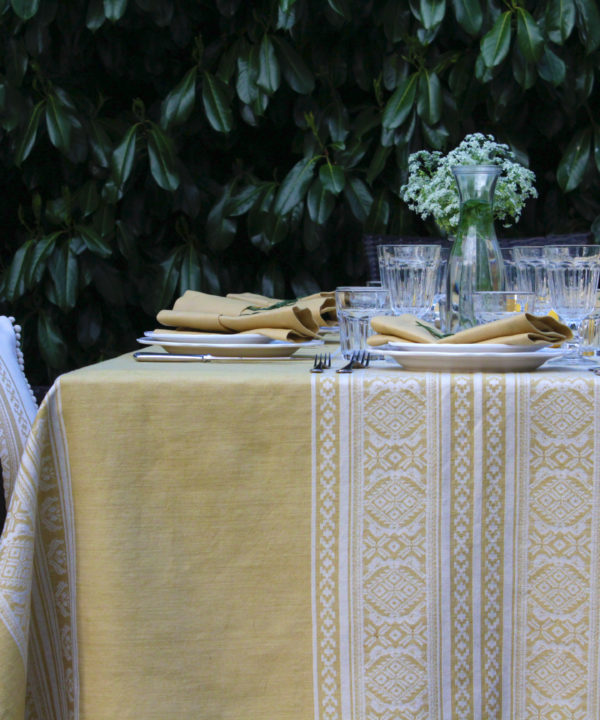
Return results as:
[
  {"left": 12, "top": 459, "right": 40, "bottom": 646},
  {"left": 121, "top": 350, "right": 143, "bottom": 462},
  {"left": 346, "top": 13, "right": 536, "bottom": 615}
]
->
[
  {"left": 336, "top": 350, "right": 370, "bottom": 373},
  {"left": 310, "top": 353, "right": 331, "bottom": 373}
]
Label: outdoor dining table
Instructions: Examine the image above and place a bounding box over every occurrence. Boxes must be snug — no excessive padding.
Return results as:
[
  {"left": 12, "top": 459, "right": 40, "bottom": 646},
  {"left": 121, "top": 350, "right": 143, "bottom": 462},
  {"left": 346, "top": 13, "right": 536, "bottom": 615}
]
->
[{"left": 1, "top": 342, "right": 599, "bottom": 719}]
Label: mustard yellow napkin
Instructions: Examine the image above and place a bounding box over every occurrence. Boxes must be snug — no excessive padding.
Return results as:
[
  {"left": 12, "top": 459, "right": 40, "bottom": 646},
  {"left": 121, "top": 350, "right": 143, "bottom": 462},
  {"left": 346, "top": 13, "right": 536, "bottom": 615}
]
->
[
  {"left": 226, "top": 291, "right": 337, "bottom": 327},
  {"left": 156, "top": 290, "right": 332, "bottom": 341},
  {"left": 367, "top": 313, "right": 573, "bottom": 347}
]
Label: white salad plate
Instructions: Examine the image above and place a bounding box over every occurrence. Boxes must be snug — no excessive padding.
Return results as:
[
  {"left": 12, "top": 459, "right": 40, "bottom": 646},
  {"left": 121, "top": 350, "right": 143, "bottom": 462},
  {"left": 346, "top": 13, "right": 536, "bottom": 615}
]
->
[
  {"left": 384, "top": 349, "right": 556, "bottom": 372},
  {"left": 385, "top": 341, "right": 548, "bottom": 354},
  {"left": 143, "top": 331, "right": 271, "bottom": 345},
  {"left": 137, "top": 337, "right": 324, "bottom": 357}
]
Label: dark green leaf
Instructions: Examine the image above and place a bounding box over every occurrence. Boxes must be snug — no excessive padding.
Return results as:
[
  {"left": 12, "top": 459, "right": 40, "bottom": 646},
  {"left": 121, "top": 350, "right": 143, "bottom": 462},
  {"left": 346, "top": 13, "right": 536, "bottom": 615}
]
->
[
  {"left": 26, "top": 233, "right": 59, "bottom": 287},
  {"left": 206, "top": 193, "right": 237, "bottom": 251},
  {"left": 277, "top": 2, "right": 297, "bottom": 30},
  {"left": 291, "top": 270, "right": 320, "bottom": 297},
  {"left": 593, "top": 128, "right": 600, "bottom": 174},
  {"left": 6, "top": 39, "right": 29, "bottom": 86},
  {"left": 257, "top": 35, "right": 280, "bottom": 94},
  {"left": 48, "top": 243, "right": 78, "bottom": 311},
  {"left": 516, "top": 8, "right": 544, "bottom": 63},
  {"left": 480, "top": 11, "right": 512, "bottom": 67},
  {"left": 419, "top": 0, "right": 446, "bottom": 29},
  {"left": 382, "top": 73, "right": 418, "bottom": 129},
  {"left": 37, "top": 313, "right": 67, "bottom": 369},
  {"left": 260, "top": 262, "right": 286, "bottom": 297},
  {"left": 147, "top": 124, "right": 180, "bottom": 191},
  {"left": 327, "top": 0, "right": 351, "bottom": 20},
  {"left": 512, "top": 44, "right": 536, "bottom": 89},
  {"left": 557, "top": 127, "right": 592, "bottom": 192},
  {"left": 15, "top": 99, "right": 45, "bottom": 166},
  {"left": 421, "top": 120, "right": 450, "bottom": 149},
  {"left": 273, "top": 35, "right": 315, "bottom": 95},
  {"left": 325, "top": 98, "right": 349, "bottom": 143},
  {"left": 236, "top": 42, "right": 259, "bottom": 104},
  {"left": 10, "top": 0, "right": 40, "bottom": 19},
  {"left": 4, "top": 241, "right": 32, "bottom": 301},
  {"left": 92, "top": 203, "right": 115, "bottom": 238},
  {"left": 382, "top": 2, "right": 410, "bottom": 43},
  {"left": 89, "top": 119, "right": 111, "bottom": 168},
  {"left": 307, "top": 178, "right": 335, "bottom": 224},
  {"left": 343, "top": 176, "right": 373, "bottom": 223},
  {"left": 416, "top": 71, "right": 442, "bottom": 125},
  {"left": 202, "top": 71, "right": 233, "bottom": 133},
  {"left": 45, "top": 95, "right": 72, "bottom": 153},
  {"left": 77, "top": 304, "right": 102, "bottom": 349},
  {"left": 546, "top": 0, "right": 576, "bottom": 43},
  {"left": 199, "top": 253, "right": 221, "bottom": 294},
  {"left": 78, "top": 181, "right": 100, "bottom": 217},
  {"left": 45, "top": 196, "right": 69, "bottom": 225},
  {"left": 160, "top": 67, "right": 197, "bottom": 128},
  {"left": 224, "top": 183, "right": 265, "bottom": 216},
  {"left": 104, "top": 0, "right": 128, "bottom": 21},
  {"left": 116, "top": 220, "right": 140, "bottom": 271},
  {"left": 366, "top": 144, "right": 392, "bottom": 185},
  {"left": 537, "top": 46, "right": 566, "bottom": 85},
  {"left": 451, "top": 0, "right": 482, "bottom": 35},
  {"left": 179, "top": 245, "right": 202, "bottom": 293},
  {"left": 319, "top": 162, "right": 345, "bottom": 194},
  {"left": 76, "top": 225, "right": 112, "bottom": 258},
  {"left": 273, "top": 157, "right": 316, "bottom": 215},
  {"left": 574, "top": 0, "right": 600, "bottom": 52},
  {"left": 111, "top": 124, "right": 137, "bottom": 187},
  {"left": 86, "top": 0, "right": 105, "bottom": 30},
  {"left": 366, "top": 189, "right": 390, "bottom": 234}
]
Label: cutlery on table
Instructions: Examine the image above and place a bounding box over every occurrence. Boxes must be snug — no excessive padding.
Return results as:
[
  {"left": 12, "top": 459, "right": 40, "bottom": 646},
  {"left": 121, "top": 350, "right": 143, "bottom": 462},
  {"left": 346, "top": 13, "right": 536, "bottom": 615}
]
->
[
  {"left": 310, "top": 353, "right": 332, "bottom": 373},
  {"left": 336, "top": 350, "right": 371, "bottom": 373}
]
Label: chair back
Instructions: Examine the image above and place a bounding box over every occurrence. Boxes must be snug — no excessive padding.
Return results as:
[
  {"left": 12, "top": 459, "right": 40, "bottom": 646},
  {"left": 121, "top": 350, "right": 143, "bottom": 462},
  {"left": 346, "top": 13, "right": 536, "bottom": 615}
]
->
[
  {"left": 0, "top": 316, "right": 38, "bottom": 505},
  {"left": 363, "top": 232, "right": 595, "bottom": 282}
]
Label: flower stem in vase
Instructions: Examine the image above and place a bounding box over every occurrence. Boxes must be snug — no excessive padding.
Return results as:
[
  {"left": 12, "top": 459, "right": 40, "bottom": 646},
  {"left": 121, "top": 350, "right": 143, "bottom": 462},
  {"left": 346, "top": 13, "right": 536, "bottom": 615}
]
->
[{"left": 445, "top": 165, "right": 506, "bottom": 332}]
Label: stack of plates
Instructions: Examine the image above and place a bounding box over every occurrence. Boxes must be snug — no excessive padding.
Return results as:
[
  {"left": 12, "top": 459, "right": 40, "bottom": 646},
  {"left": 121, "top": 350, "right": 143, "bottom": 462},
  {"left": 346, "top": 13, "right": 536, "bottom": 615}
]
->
[
  {"left": 137, "top": 331, "right": 323, "bottom": 357},
  {"left": 382, "top": 342, "right": 562, "bottom": 372}
]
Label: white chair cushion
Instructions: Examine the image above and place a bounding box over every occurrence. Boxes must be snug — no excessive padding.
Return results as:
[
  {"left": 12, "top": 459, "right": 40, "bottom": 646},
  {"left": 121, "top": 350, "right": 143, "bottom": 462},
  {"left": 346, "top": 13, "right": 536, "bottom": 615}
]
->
[{"left": 0, "top": 316, "right": 37, "bottom": 503}]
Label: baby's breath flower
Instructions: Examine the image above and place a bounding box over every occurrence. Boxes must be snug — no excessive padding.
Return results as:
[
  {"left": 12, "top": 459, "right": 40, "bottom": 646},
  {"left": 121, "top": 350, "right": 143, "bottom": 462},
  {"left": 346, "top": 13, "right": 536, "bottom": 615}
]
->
[{"left": 400, "top": 133, "right": 537, "bottom": 236}]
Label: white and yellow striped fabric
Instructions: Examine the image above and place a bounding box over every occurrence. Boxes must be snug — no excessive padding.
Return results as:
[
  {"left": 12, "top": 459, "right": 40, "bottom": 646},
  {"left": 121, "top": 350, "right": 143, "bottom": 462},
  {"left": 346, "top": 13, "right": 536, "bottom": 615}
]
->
[{"left": 0, "top": 352, "right": 599, "bottom": 719}]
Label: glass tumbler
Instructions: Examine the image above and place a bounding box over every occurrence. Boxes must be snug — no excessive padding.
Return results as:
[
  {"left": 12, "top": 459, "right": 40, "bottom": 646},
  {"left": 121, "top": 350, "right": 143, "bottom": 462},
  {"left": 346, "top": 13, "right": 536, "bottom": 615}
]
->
[
  {"left": 473, "top": 290, "right": 536, "bottom": 324},
  {"left": 335, "top": 286, "right": 391, "bottom": 359},
  {"left": 511, "top": 246, "right": 552, "bottom": 314},
  {"left": 545, "top": 245, "right": 600, "bottom": 366},
  {"left": 377, "top": 244, "right": 441, "bottom": 317}
]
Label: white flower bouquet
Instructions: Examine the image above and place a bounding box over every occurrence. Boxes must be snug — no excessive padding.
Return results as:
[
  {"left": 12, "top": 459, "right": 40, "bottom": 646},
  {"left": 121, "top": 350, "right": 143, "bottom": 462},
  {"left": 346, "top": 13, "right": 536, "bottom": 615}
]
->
[{"left": 399, "top": 133, "right": 537, "bottom": 236}]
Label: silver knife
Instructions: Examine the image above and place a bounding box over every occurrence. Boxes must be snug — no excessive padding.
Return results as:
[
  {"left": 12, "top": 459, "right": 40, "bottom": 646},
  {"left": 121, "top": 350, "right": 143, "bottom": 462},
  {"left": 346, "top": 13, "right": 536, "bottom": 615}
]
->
[{"left": 133, "top": 350, "right": 303, "bottom": 362}]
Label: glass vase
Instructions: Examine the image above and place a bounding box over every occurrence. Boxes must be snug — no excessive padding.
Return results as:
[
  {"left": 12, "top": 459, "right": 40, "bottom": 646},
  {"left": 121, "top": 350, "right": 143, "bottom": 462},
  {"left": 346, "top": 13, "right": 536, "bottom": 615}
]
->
[{"left": 444, "top": 165, "right": 505, "bottom": 332}]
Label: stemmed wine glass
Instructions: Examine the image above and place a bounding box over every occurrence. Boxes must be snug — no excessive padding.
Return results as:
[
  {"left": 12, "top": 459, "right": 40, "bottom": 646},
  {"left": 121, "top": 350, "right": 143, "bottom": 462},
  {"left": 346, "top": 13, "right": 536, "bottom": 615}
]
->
[{"left": 544, "top": 245, "right": 600, "bottom": 367}]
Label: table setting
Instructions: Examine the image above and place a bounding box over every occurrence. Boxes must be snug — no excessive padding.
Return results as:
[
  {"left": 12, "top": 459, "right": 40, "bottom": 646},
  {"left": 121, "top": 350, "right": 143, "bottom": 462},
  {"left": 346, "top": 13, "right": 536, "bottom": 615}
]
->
[{"left": 3, "top": 136, "right": 600, "bottom": 720}]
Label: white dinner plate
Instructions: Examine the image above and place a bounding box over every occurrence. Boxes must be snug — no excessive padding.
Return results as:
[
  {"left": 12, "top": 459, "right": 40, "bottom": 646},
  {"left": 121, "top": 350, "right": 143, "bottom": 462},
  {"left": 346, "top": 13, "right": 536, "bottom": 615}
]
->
[
  {"left": 384, "top": 349, "right": 556, "bottom": 372},
  {"left": 143, "top": 331, "right": 271, "bottom": 345},
  {"left": 385, "top": 341, "right": 549, "bottom": 354},
  {"left": 137, "top": 337, "right": 324, "bottom": 357}
]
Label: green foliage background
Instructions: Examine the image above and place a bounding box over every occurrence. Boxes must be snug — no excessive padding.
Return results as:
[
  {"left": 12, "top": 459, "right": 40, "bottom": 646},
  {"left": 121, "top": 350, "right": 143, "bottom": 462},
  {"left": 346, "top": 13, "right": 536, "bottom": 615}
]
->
[{"left": 1, "top": 0, "right": 599, "bottom": 382}]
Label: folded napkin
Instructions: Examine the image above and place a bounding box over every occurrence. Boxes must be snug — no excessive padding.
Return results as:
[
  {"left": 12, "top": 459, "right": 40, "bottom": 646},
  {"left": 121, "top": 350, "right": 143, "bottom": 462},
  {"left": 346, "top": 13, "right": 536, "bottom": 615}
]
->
[
  {"left": 367, "top": 313, "right": 573, "bottom": 347},
  {"left": 156, "top": 290, "right": 335, "bottom": 341},
  {"left": 225, "top": 291, "right": 337, "bottom": 327}
]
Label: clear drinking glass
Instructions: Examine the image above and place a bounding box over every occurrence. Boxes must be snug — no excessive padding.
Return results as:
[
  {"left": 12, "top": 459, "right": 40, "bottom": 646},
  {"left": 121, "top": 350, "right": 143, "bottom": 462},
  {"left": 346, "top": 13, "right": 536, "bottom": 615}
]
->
[
  {"left": 473, "top": 290, "right": 536, "bottom": 324},
  {"left": 501, "top": 249, "right": 520, "bottom": 292},
  {"left": 545, "top": 245, "right": 600, "bottom": 366},
  {"left": 378, "top": 244, "right": 441, "bottom": 317},
  {"left": 335, "top": 286, "right": 391, "bottom": 359},
  {"left": 511, "top": 246, "right": 552, "bottom": 314}
]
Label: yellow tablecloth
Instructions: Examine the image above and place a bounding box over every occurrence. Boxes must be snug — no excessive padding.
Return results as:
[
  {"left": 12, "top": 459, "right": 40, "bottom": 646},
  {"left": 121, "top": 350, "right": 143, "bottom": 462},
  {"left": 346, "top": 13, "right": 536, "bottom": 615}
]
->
[{"left": 1, "top": 352, "right": 599, "bottom": 719}]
